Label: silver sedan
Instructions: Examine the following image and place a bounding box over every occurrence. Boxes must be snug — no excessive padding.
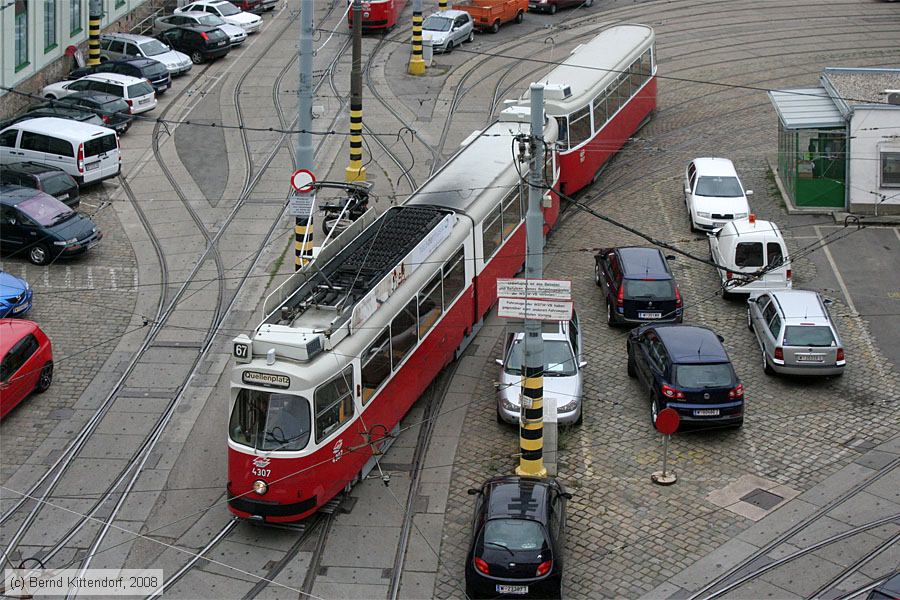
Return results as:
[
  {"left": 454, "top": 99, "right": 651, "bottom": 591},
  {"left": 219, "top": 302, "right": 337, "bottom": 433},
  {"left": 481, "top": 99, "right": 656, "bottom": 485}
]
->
[{"left": 154, "top": 12, "right": 248, "bottom": 46}]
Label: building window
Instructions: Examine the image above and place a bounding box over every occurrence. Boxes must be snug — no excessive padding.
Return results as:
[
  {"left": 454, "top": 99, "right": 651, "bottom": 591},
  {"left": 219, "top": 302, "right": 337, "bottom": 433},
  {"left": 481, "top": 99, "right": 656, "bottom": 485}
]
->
[
  {"left": 71, "top": 0, "right": 83, "bottom": 35},
  {"left": 15, "top": 0, "right": 29, "bottom": 70},
  {"left": 882, "top": 152, "right": 900, "bottom": 188},
  {"left": 44, "top": 0, "right": 57, "bottom": 51}
]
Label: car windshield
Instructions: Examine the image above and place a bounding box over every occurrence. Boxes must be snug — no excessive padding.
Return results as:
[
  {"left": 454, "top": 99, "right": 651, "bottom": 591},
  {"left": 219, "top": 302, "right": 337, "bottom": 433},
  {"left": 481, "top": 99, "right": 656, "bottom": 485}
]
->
[
  {"left": 483, "top": 519, "right": 548, "bottom": 552},
  {"left": 423, "top": 16, "right": 451, "bottom": 31},
  {"left": 41, "top": 173, "right": 75, "bottom": 196},
  {"left": 217, "top": 2, "right": 241, "bottom": 15},
  {"left": 505, "top": 339, "right": 576, "bottom": 377},
  {"left": 624, "top": 279, "right": 674, "bottom": 299},
  {"left": 139, "top": 39, "right": 170, "bottom": 56},
  {"left": 229, "top": 388, "right": 311, "bottom": 451},
  {"left": 127, "top": 81, "right": 154, "bottom": 97},
  {"left": 675, "top": 363, "right": 733, "bottom": 388},
  {"left": 695, "top": 175, "right": 743, "bottom": 197},
  {"left": 101, "top": 98, "right": 131, "bottom": 114},
  {"left": 198, "top": 14, "right": 225, "bottom": 25},
  {"left": 783, "top": 326, "right": 836, "bottom": 347},
  {"left": 17, "top": 195, "right": 74, "bottom": 226}
]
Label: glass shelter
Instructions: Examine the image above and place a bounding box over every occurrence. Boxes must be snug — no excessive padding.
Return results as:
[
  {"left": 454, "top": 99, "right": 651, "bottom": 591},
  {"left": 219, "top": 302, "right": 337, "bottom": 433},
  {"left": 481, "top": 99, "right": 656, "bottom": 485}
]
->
[{"left": 769, "top": 87, "right": 847, "bottom": 208}]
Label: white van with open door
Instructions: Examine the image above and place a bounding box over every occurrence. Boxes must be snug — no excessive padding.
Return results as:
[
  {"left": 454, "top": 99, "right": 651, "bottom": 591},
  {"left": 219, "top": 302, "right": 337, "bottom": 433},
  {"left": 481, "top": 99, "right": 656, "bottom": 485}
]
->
[
  {"left": 0, "top": 118, "right": 120, "bottom": 185},
  {"left": 708, "top": 215, "right": 792, "bottom": 297}
]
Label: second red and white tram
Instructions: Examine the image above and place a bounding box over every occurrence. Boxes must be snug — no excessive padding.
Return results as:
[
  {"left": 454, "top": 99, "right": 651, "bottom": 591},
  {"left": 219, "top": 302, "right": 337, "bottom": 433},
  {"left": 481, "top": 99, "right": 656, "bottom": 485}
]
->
[
  {"left": 516, "top": 24, "right": 657, "bottom": 196},
  {"left": 347, "top": 0, "right": 406, "bottom": 30},
  {"left": 227, "top": 109, "right": 559, "bottom": 522}
]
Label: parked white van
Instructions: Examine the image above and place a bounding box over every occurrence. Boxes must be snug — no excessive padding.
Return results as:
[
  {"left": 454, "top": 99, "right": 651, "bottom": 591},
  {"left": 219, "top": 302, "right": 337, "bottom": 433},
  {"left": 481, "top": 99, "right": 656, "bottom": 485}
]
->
[
  {"left": 0, "top": 118, "right": 121, "bottom": 185},
  {"left": 708, "top": 215, "right": 792, "bottom": 297}
]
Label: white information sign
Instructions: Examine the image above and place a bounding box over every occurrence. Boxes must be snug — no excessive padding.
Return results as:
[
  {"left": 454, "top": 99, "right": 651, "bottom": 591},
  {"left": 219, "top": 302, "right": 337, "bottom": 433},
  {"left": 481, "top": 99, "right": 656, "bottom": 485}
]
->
[
  {"left": 498, "top": 297, "right": 573, "bottom": 321},
  {"left": 288, "top": 193, "right": 315, "bottom": 217},
  {"left": 496, "top": 278, "right": 571, "bottom": 300}
]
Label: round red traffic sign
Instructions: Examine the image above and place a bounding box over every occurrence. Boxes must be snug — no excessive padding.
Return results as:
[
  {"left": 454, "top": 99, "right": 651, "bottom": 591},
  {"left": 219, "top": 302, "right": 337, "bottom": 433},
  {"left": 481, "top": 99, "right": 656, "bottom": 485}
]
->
[
  {"left": 655, "top": 407, "right": 680, "bottom": 435},
  {"left": 291, "top": 169, "right": 316, "bottom": 193}
]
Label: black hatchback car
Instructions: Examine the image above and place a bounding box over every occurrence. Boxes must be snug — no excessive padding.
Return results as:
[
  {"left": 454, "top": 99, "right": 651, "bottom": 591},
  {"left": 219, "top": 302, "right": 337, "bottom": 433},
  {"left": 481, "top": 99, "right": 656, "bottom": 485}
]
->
[
  {"left": 156, "top": 25, "right": 231, "bottom": 64},
  {"left": 595, "top": 246, "right": 683, "bottom": 327},
  {"left": 67, "top": 57, "right": 171, "bottom": 94},
  {"left": 0, "top": 186, "right": 102, "bottom": 266},
  {"left": 627, "top": 324, "right": 744, "bottom": 429},
  {"left": 0, "top": 105, "right": 104, "bottom": 131},
  {"left": 43, "top": 92, "right": 134, "bottom": 134},
  {"left": 0, "top": 163, "right": 80, "bottom": 207},
  {"left": 465, "top": 476, "right": 570, "bottom": 599}
]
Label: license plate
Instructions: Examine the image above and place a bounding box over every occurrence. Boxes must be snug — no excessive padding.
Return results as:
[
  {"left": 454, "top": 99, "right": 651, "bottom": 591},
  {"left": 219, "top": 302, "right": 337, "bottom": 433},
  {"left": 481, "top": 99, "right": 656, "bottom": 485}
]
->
[
  {"left": 140, "top": 98, "right": 151, "bottom": 105},
  {"left": 87, "top": 238, "right": 100, "bottom": 249},
  {"left": 639, "top": 312, "right": 662, "bottom": 319},
  {"left": 713, "top": 221, "right": 725, "bottom": 228},
  {"left": 694, "top": 409, "right": 720, "bottom": 416},
  {"left": 86, "top": 161, "right": 100, "bottom": 171},
  {"left": 496, "top": 585, "right": 528, "bottom": 595},
  {"left": 217, "top": 41, "right": 227, "bottom": 47},
  {"left": 796, "top": 354, "right": 824, "bottom": 362}
]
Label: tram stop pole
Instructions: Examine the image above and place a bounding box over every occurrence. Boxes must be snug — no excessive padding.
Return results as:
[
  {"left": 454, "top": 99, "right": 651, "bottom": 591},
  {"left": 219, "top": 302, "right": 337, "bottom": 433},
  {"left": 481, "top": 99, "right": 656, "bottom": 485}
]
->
[
  {"left": 296, "top": 0, "right": 316, "bottom": 269},
  {"left": 516, "top": 83, "right": 549, "bottom": 479},
  {"left": 409, "top": 0, "right": 426, "bottom": 75},
  {"left": 345, "top": 0, "right": 367, "bottom": 183}
]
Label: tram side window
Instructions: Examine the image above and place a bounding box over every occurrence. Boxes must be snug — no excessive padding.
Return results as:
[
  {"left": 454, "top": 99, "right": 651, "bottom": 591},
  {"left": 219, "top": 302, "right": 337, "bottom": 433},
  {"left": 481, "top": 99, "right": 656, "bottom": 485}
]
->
[
  {"left": 391, "top": 298, "right": 418, "bottom": 368},
  {"left": 361, "top": 328, "right": 391, "bottom": 404},
  {"left": 617, "top": 72, "right": 631, "bottom": 105},
  {"left": 607, "top": 81, "right": 621, "bottom": 116},
  {"left": 555, "top": 116, "right": 569, "bottom": 151},
  {"left": 314, "top": 366, "right": 354, "bottom": 443},
  {"left": 482, "top": 203, "right": 502, "bottom": 259},
  {"left": 443, "top": 246, "right": 466, "bottom": 305},
  {"left": 568, "top": 105, "right": 592, "bottom": 149},
  {"left": 418, "top": 273, "right": 443, "bottom": 337},
  {"left": 642, "top": 48, "right": 653, "bottom": 77},
  {"left": 630, "top": 58, "right": 643, "bottom": 90},
  {"left": 501, "top": 187, "right": 520, "bottom": 238},
  {"left": 592, "top": 93, "right": 607, "bottom": 132}
]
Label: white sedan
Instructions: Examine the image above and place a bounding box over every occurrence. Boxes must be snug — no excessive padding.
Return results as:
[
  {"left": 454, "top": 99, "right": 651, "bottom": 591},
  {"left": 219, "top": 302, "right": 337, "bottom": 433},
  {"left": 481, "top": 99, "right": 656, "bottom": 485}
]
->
[{"left": 176, "top": 0, "right": 262, "bottom": 33}]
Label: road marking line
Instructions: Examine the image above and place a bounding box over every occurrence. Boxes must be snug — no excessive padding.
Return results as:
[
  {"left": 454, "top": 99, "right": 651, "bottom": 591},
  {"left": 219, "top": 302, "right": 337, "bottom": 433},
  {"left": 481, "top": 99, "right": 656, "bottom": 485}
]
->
[{"left": 814, "top": 225, "right": 856, "bottom": 315}]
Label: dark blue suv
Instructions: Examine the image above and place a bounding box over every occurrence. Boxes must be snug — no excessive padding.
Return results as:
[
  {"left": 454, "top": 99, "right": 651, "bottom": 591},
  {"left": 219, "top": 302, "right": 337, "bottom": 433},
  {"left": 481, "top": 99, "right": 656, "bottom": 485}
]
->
[
  {"left": 67, "top": 57, "right": 171, "bottom": 94},
  {"left": 595, "top": 246, "right": 683, "bottom": 327},
  {"left": 627, "top": 324, "right": 744, "bottom": 429}
]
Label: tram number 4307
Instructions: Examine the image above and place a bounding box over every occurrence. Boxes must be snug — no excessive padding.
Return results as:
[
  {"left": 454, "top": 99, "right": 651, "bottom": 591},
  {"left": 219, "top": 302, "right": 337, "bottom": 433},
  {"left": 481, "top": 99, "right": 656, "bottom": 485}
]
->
[{"left": 252, "top": 467, "right": 271, "bottom": 477}]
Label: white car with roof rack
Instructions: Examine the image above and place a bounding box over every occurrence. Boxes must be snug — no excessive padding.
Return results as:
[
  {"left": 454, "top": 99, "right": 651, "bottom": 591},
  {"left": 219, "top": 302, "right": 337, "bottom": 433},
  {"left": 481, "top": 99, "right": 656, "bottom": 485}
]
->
[
  {"left": 176, "top": 0, "right": 263, "bottom": 33},
  {"left": 99, "top": 32, "right": 192, "bottom": 76}
]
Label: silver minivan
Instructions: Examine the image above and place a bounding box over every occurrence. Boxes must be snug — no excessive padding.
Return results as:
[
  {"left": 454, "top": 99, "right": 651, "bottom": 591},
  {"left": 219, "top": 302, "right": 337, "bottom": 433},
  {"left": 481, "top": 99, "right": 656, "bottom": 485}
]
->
[
  {"left": 495, "top": 314, "right": 585, "bottom": 425},
  {"left": 100, "top": 33, "right": 192, "bottom": 76},
  {"left": 747, "top": 289, "right": 845, "bottom": 376}
]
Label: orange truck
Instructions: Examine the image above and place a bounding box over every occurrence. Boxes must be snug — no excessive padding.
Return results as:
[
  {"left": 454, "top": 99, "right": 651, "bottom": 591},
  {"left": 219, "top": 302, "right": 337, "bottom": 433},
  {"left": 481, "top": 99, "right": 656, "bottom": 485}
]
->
[{"left": 451, "top": 0, "right": 527, "bottom": 32}]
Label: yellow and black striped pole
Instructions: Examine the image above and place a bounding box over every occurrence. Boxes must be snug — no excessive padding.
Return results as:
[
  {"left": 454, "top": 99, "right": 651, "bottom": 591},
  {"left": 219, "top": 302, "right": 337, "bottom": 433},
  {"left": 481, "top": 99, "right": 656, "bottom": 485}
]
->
[
  {"left": 439, "top": 0, "right": 448, "bottom": 11},
  {"left": 88, "top": 0, "right": 102, "bottom": 66},
  {"left": 516, "top": 354, "right": 547, "bottom": 477},
  {"left": 409, "top": 0, "right": 425, "bottom": 76},
  {"left": 294, "top": 215, "right": 314, "bottom": 269},
  {"left": 346, "top": 0, "right": 366, "bottom": 182}
]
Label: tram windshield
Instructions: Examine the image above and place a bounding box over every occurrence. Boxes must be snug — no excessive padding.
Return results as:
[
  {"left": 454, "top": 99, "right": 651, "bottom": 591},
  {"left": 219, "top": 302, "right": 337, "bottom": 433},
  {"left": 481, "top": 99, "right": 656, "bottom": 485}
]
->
[{"left": 229, "top": 389, "right": 311, "bottom": 451}]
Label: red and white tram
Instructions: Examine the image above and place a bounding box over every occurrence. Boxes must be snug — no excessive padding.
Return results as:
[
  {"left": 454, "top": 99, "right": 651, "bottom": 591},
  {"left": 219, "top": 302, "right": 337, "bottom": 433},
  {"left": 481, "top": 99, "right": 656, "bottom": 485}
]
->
[
  {"left": 347, "top": 0, "right": 406, "bottom": 30},
  {"left": 227, "top": 109, "right": 559, "bottom": 522},
  {"left": 515, "top": 24, "right": 657, "bottom": 196}
]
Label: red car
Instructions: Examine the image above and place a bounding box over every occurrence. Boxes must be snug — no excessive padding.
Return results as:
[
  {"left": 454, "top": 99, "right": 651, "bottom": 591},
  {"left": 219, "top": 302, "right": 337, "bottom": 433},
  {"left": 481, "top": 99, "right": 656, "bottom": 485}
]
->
[{"left": 0, "top": 319, "right": 53, "bottom": 419}]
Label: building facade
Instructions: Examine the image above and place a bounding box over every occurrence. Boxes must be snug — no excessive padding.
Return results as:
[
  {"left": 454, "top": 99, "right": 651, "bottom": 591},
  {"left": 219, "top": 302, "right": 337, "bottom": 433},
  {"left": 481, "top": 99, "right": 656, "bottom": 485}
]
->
[{"left": 0, "top": 0, "right": 156, "bottom": 115}]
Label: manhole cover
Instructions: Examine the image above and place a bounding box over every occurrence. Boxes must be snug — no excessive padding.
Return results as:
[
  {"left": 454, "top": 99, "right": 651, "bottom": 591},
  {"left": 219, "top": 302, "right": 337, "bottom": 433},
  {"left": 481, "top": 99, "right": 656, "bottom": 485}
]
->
[{"left": 740, "top": 488, "right": 784, "bottom": 510}]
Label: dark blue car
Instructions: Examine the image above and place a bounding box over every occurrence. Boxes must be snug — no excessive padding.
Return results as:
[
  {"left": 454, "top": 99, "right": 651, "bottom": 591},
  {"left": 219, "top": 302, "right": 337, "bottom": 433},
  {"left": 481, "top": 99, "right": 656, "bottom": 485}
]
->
[
  {"left": 627, "top": 324, "right": 744, "bottom": 429},
  {"left": 0, "top": 270, "right": 32, "bottom": 317}
]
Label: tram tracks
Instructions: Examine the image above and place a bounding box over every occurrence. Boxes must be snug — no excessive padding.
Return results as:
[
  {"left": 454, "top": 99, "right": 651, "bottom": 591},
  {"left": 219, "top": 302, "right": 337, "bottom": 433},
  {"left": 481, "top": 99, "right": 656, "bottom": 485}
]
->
[{"left": 0, "top": 3, "right": 316, "bottom": 581}]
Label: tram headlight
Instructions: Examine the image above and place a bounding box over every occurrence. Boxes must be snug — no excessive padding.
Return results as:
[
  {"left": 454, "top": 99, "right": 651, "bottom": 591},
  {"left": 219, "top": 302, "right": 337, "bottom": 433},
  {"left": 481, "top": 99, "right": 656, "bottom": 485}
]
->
[{"left": 252, "top": 480, "right": 268, "bottom": 495}]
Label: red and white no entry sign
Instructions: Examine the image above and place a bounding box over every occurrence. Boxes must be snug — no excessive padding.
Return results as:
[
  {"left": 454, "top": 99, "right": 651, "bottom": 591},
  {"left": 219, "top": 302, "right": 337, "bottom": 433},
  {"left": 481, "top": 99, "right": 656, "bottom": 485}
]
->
[{"left": 291, "top": 169, "right": 316, "bottom": 193}]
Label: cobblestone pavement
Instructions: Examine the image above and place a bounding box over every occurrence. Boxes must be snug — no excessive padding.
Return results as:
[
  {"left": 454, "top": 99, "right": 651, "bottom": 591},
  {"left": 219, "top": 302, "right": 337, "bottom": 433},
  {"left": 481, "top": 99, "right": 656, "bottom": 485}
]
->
[
  {"left": 0, "top": 183, "right": 138, "bottom": 482},
  {"left": 431, "top": 0, "right": 900, "bottom": 597}
]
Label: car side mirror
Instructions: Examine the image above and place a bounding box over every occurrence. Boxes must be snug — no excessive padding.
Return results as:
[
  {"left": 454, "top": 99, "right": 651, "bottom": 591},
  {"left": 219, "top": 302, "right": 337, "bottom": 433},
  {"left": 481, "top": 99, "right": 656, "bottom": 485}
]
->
[
  {"left": 665, "top": 254, "right": 676, "bottom": 261},
  {"left": 579, "top": 361, "right": 587, "bottom": 368},
  {"left": 561, "top": 492, "right": 573, "bottom": 500},
  {"left": 823, "top": 298, "right": 834, "bottom": 305},
  {"left": 683, "top": 188, "right": 690, "bottom": 194},
  {"left": 745, "top": 190, "right": 754, "bottom": 196},
  {"left": 495, "top": 358, "right": 503, "bottom": 366},
  {"left": 467, "top": 488, "right": 481, "bottom": 496},
  {"left": 717, "top": 334, "right": 725, "bottom": 342}
]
